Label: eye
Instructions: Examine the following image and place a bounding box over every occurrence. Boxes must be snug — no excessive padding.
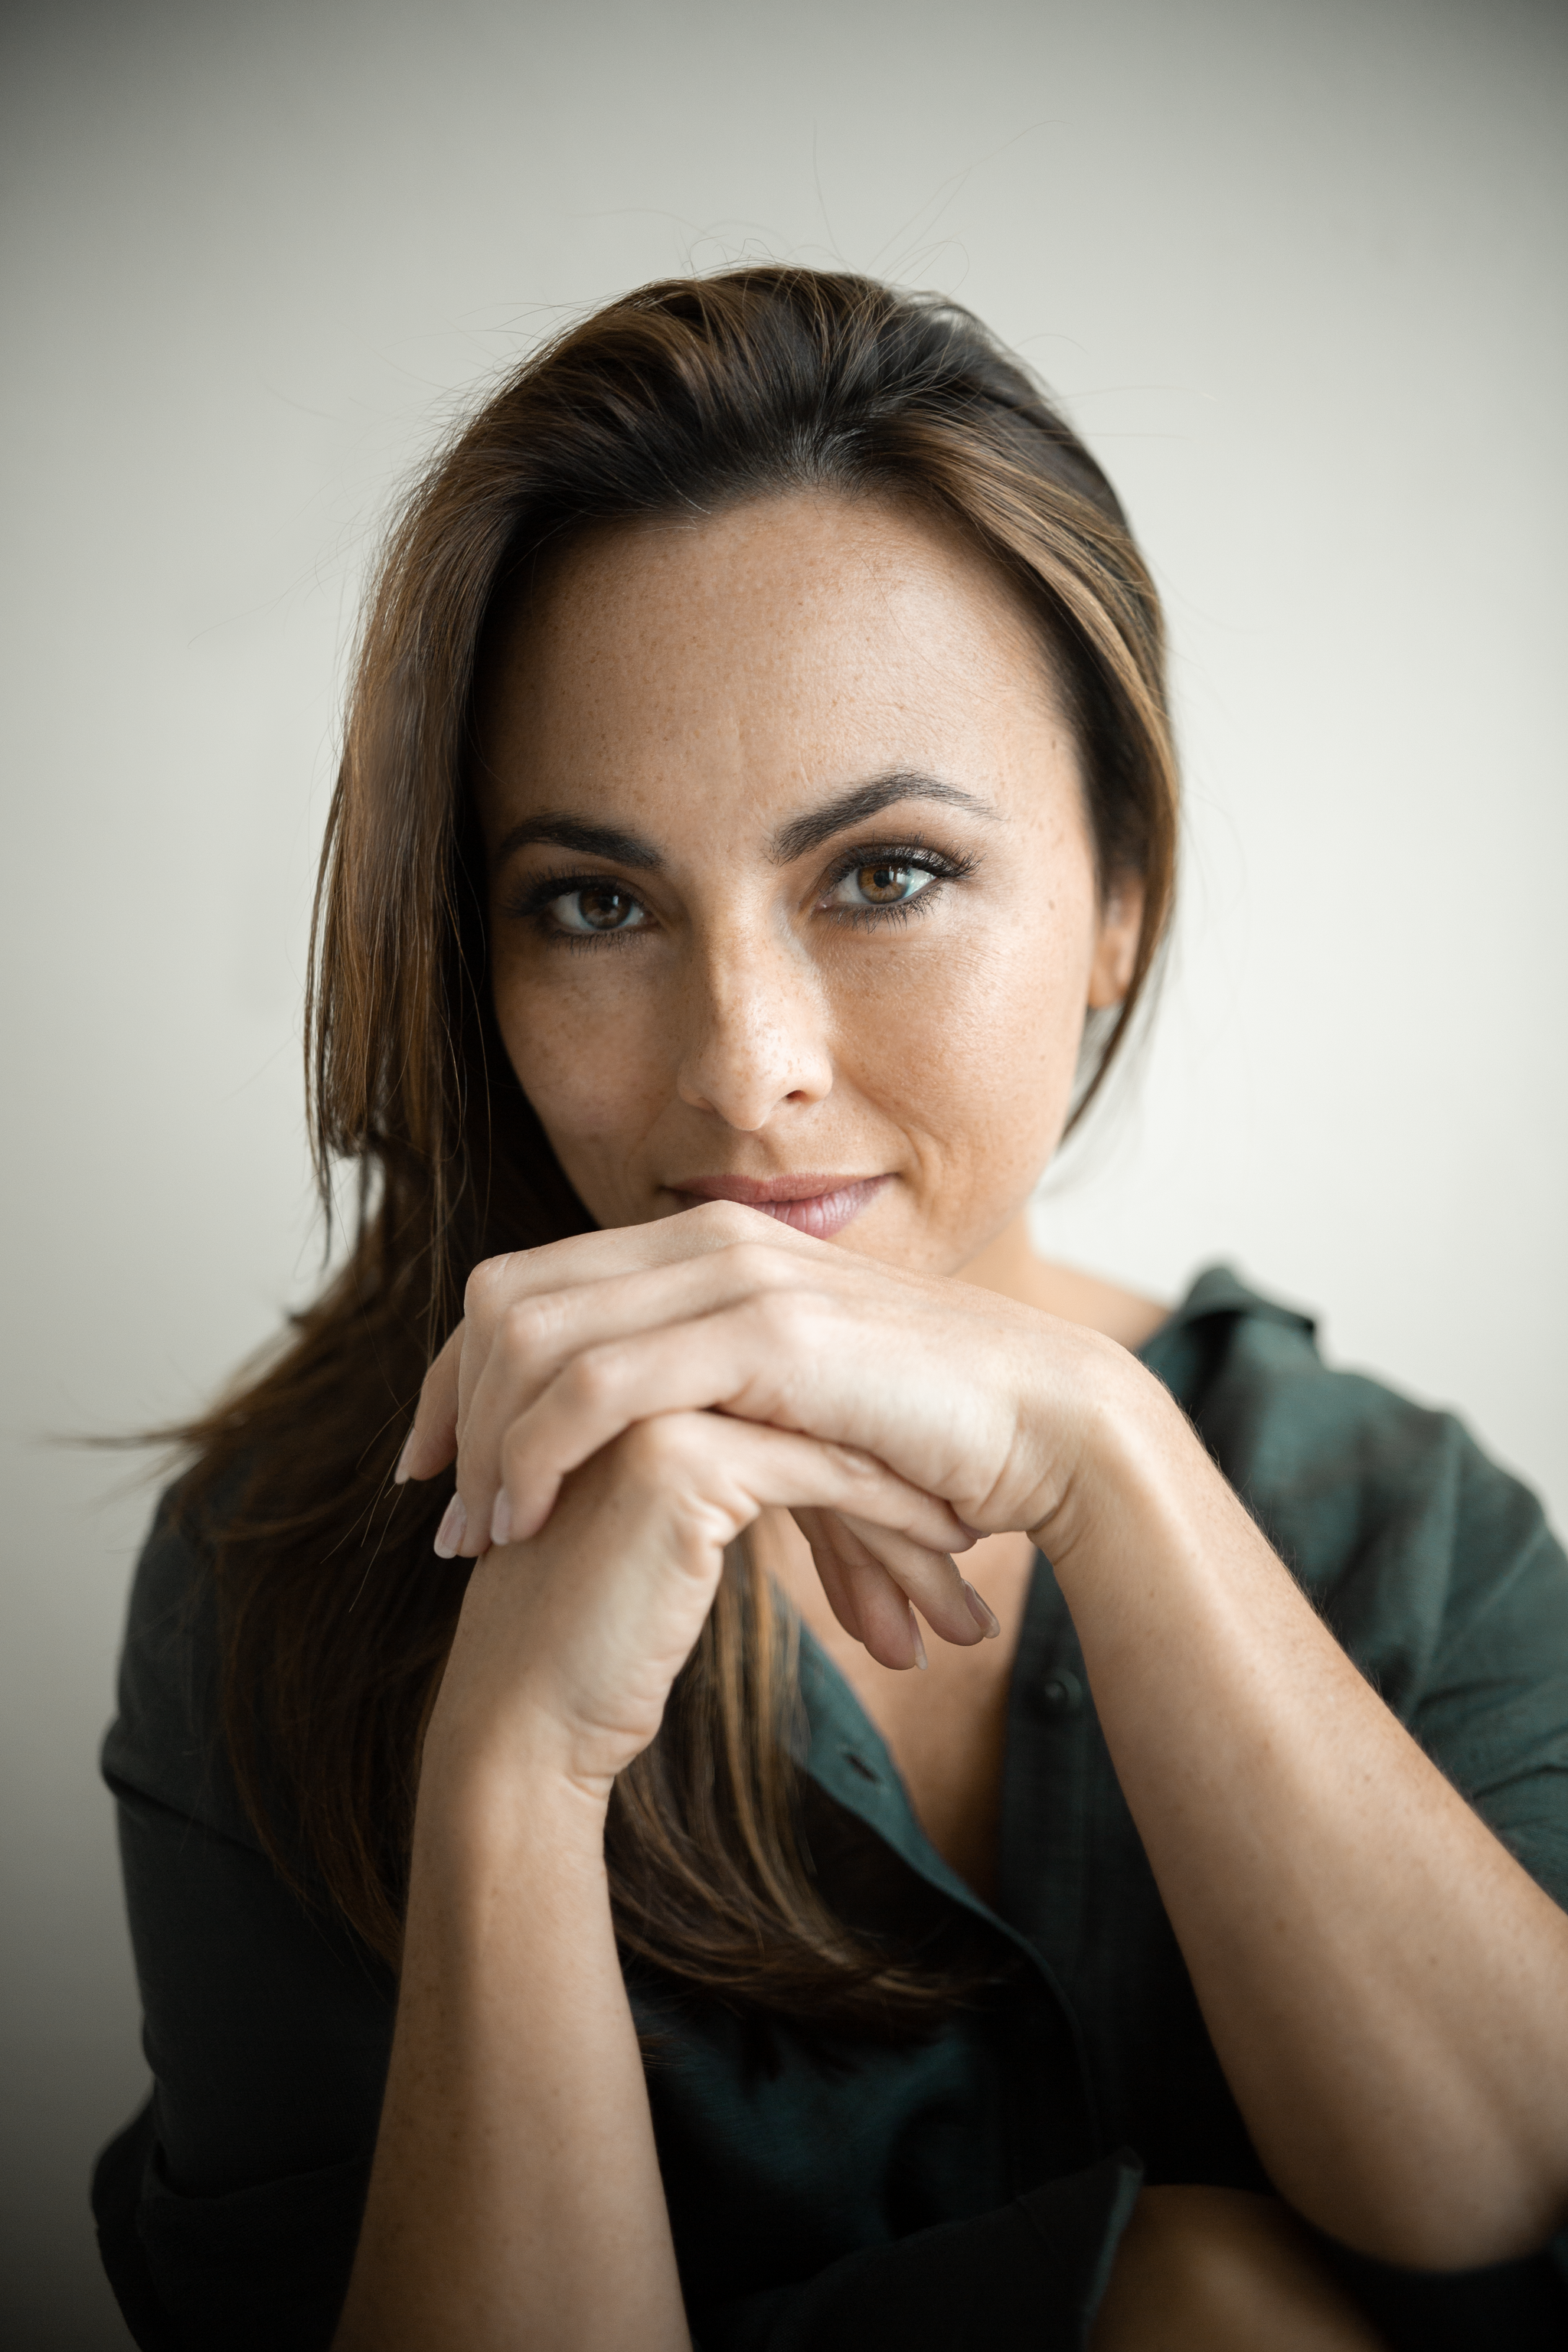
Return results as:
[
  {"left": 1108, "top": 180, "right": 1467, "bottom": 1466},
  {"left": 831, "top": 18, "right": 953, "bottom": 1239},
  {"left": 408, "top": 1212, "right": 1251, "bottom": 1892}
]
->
[
  {"left": 547, "top": 884, "right": 650, "bottom": 935},
  {"left": 824, "top": 859, "right": 939, "bottom": 912}
]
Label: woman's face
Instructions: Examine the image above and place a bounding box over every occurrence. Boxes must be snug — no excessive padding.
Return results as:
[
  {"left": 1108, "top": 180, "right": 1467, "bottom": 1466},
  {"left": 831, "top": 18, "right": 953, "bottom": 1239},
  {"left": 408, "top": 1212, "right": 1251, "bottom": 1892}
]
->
[{"left": 475, "top": 491, "right": 1140, "bottom": 1278}]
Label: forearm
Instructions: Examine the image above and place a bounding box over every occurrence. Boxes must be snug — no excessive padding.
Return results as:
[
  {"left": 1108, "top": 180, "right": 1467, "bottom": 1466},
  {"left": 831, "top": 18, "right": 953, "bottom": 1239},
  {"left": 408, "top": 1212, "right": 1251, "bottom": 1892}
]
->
[
  {"left": 1046, "top": 1367, "right": 1568, "bottom": 2268},
  {"left": 333, "top": 1748, "right": 689, "bottom": 2352}
]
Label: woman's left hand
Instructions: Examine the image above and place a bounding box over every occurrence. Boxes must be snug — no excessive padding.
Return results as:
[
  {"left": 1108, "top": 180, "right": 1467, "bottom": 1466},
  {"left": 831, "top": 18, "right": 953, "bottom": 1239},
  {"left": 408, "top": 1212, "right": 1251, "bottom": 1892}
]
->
[{"left": 396, "top": 1197, "right": 1154, "bottom": 1667}]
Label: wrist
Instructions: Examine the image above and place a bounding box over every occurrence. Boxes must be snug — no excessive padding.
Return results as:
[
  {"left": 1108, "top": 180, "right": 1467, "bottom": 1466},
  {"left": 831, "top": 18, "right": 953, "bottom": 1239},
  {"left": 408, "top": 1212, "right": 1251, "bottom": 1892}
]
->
[
  {"left": 1024, "top": 1340, "right": 1211, "bottom": 1579},
  {"left": 416, "top": 1700, "right": 616, "bottom": 1870}
]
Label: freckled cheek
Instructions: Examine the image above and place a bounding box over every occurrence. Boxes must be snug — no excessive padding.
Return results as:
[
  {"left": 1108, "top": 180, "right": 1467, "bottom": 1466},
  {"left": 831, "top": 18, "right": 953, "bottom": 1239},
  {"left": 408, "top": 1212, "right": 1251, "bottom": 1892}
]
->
[
  {"left": 835, "top": 919, "right": 1086, "bottom": 1162},
  {"left": 492, "top": 966, "right": 671, "bottom": 1156}
]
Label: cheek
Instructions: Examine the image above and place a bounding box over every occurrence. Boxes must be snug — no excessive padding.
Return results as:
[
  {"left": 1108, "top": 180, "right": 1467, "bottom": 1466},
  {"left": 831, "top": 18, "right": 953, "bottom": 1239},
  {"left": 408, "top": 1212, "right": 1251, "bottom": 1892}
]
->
[
  {"left": 492, "top": 956, "right": 671, "bottom": 1157},
  {"left": 834, "top": 898, "right": 1089, "bottom": 1165}
]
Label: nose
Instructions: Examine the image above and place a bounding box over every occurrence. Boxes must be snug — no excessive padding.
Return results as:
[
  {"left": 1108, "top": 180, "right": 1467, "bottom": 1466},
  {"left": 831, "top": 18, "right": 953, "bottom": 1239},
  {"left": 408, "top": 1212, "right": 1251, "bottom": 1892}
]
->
[{"left": 675, "top": 924, "right": 834, "bottom": 1131}]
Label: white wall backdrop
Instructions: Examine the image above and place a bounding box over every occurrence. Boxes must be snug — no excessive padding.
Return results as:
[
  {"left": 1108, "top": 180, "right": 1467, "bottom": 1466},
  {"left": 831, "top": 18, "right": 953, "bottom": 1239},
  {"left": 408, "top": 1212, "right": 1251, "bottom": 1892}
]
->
[{"left": 3, "top": 0, "right": 1564, "bottom": 2339}]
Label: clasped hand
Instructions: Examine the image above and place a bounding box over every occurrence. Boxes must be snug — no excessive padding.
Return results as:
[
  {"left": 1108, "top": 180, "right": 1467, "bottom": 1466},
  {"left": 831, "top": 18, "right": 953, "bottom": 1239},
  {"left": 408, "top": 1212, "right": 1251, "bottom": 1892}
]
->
[{"left": 398, "top": 1200, "right": 1135, "bottom": 1790}]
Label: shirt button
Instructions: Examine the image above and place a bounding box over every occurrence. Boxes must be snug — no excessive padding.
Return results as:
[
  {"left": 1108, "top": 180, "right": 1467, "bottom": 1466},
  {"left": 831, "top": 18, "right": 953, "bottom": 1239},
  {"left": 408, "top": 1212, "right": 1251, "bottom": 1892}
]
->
[{"left": 1035, "top": 1668, "right": 1083, "bottom": 1715}]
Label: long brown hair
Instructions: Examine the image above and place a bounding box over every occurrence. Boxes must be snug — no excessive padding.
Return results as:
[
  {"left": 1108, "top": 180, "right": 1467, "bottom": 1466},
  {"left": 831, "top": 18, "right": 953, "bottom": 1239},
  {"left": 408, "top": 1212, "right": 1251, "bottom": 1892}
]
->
[{"left": 177, "top": 268, "right": 1178, "bottom": 2023}]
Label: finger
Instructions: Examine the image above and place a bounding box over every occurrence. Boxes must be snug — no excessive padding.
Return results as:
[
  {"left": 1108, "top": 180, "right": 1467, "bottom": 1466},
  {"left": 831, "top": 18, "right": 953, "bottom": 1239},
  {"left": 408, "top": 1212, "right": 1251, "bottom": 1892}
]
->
[
  {"left": 789, "top": 1508, "right": 869, "bottom": 1648},
  {"left": 416, "top": 1216, "right": 778, "bottom": 1509},
  {"left": 796, "top": 1510, "right": 928, "bottom": 1671},
  {"left": 835, "top": 1543, "right": 927, "bottom": 1671},
  {"left": 396, "top": 1320, "right": 466, "bottom": 1485},
  {"left": 461, "top": 1198, "right": 831, "bottom": 1337},
  {"left": 795, "top": 1508, "right": 981, "bottom": 1657},
  {"left": 449, "top": 1245, "right": 812, "bottom": 1550},
  {"left": 493, "top": 1308, "right": 978, "bottom": 1550},
  {"left": 832, "top": 1513, "right": 983, "bottom": 1648},
  {"left": 502, "top": 1360, "right": 973, "bottom": 1561},
  {"left": 633, "top": 1416, "right": 963, "bottom": 1594}
]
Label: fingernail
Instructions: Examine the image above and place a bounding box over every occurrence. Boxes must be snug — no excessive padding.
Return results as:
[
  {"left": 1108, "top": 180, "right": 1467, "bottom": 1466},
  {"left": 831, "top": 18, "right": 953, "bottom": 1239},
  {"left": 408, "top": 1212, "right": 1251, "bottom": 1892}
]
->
[
  {"left": 962, "top": 1579, "right": 1001, "bottom": 1639},
  {"left": 433, "top": 1495, "right": 466, "bottom": 1559},
  {"left": 393, "top": 1429, "right": 413, "bottom": 1485},
  {"left": 489, "top": 1491, "right": 513, "bottom": 1548},
  {"left": 909, "top": 1606, "right": 928, "bottom": 1671},
  {"left": 956, "top": 1517, "right": 985, "bottom": 1540}
]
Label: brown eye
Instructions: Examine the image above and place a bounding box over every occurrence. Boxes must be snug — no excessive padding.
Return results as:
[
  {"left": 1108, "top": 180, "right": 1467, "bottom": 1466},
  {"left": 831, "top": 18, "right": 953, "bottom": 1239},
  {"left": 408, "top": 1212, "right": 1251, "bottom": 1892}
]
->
[
  {"left": 858, "top": 862, "right": 915, "bottom": 903},
  {"left": 825, "top": 860, "right": 938, "bottom": 913},
  {"left": 549, "top": 884, "right": 648, "bottom": 935}
]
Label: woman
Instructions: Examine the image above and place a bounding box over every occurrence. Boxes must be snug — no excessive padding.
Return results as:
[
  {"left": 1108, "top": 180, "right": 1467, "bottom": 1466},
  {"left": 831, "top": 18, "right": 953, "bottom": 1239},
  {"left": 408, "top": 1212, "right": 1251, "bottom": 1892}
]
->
[{"left": 95, "top": 269, "right": 1568, "bottom": 2351}]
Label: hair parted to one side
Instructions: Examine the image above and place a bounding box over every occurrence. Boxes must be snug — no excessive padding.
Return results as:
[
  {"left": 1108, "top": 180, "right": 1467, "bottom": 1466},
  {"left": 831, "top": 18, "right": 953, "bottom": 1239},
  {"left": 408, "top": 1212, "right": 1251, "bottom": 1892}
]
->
[{"left": 177, "top": 267, "right": 1179, "bottom": 2023}]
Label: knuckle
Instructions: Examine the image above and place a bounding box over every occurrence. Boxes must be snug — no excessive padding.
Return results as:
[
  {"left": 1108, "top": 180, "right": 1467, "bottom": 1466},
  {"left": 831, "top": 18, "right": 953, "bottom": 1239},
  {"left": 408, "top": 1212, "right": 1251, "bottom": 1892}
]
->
[
  {"left": 463, "top": 1253, "right": 515, "bottom": 1320},
  {"left": 564, "top": 1348, "right": 620, "bottom": 1413},
  {"left": 695, "top": 1197, "right": 760, "bottom": 1243},
  {"left": 727, "top": 1240, "right": 791, "bottom": 1291},
  {"left": 616, "top": 1415, "right": 692, "bottom": 1482},
  {"left": 827, "top": 1442, "right": 880, "bottom": 1481},
  {"left": 753, "top": 1285, "right": 825, "bottom": 1349},
  {"left": 498, "top": 1296, "right": 551, "bottom": 1363}
]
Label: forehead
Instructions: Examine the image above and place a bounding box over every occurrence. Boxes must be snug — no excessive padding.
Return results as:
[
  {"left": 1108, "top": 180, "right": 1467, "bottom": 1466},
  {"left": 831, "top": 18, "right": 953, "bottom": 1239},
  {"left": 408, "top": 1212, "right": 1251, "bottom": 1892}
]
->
[{"left": 473, "top": 490, "right": 1078, "bottom": 839}]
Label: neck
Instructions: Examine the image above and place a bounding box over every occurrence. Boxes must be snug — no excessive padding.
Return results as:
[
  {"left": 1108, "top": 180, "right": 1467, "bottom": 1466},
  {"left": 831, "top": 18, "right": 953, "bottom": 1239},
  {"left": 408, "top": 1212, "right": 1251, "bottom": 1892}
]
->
[{"left": 956, "top": 1211, "right": 1168, "bottom": 1352}]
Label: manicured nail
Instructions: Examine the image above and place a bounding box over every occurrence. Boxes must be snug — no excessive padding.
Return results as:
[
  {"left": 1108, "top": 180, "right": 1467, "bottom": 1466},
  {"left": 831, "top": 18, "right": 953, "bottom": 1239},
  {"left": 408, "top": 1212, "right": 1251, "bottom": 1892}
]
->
[
  {"left": 489, "top": 1491, "right": 513, "bottom": 1549},
  {"left": 433, "top": 1495, "right": 466, "bottom": 1559},
  {"left": 393, "top": 1429, "right": 414, "bottom": 1485},
  {"left": 962, "top": 1579, "right": 1001, "bottom": 1638},
  {"left": 909, "top": 1606, "right": 928, "bottom": 1670}
]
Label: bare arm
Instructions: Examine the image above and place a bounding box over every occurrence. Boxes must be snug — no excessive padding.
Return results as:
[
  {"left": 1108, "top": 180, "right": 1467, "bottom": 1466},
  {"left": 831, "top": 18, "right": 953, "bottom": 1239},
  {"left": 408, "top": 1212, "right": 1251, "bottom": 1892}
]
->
[
  {"left": 333, "top": 1749, "right": 686, "bottom": 2352},
  {"left": 332, "top": 1410, "right": 974, "bottom": 2350},
  {"left": 1044, "top": 1363, "right": 1568, "bottom": 2270}
]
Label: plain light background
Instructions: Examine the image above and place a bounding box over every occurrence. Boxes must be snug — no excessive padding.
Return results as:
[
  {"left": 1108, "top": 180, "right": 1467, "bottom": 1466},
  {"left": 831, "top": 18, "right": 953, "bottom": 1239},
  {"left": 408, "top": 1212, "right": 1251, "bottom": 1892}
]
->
[{"left": 3, "top": 0, "right": 1564, "bottom": 2340}]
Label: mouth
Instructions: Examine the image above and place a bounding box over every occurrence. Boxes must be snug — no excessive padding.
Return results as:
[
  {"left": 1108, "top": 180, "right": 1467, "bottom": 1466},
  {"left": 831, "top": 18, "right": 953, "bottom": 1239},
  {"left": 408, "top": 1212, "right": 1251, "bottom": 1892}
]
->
[{"left": 667, "top": 1172, "right": 890, "bottom": 1241}]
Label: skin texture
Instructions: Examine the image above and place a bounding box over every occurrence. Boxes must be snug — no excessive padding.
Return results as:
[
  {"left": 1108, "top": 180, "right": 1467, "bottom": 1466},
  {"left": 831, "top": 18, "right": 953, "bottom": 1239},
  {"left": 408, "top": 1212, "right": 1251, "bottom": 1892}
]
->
[
  {"left": 476, "top": 490, "right": 1138, "bottom": 1280},
  {"left": 334, "top": 495, "right": 1568, "bottom": 2352}
]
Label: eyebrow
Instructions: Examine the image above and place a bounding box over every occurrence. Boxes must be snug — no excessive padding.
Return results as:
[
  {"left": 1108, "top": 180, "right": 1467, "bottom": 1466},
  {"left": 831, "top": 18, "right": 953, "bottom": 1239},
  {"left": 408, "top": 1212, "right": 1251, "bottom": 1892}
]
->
[
  {"left": 492, "top": 814, "right": 662, "bottom": 869},
  {"left": 490, "top": 773, "right": 998, "bottom": 875},
  {"left": 768, "top": 772, "right": 999, "bottom": 864}
]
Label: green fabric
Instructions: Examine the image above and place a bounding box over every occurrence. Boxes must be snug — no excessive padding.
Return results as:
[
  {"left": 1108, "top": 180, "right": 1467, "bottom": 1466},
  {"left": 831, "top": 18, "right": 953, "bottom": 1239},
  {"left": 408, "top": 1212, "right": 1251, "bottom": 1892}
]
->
[{"left": 94, "top": 1268, "right": 1568, "bottom": 2349}]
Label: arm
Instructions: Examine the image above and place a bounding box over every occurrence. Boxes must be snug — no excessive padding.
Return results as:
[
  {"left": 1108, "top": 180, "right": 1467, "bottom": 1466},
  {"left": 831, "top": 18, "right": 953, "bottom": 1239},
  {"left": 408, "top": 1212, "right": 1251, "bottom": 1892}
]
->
[
  {"left": 335, "top": 1745, "right": 685, "bottom": 2352},
  {"left": 1042, "top": 1355, "right": 1568, "bottom": 2269},
  {"left": 333, "top": 1413, "right": 972, "bottom": 2352},
  {"left": 402, "top": 1206, "right": 1568, "bottom": 2274}
]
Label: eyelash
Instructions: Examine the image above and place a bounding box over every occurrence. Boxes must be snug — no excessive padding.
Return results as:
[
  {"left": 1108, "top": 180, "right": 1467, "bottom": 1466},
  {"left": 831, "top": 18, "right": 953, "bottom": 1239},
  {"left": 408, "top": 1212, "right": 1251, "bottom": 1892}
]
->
[
  {"left": 499, "top": 870, "right": 645, "bottom": 939},
  {"left": 500, "top": 840, "right": 978, "bottom": 948},
  {"left": 818, "top": 841, "right": 977, "bottom": 929}
]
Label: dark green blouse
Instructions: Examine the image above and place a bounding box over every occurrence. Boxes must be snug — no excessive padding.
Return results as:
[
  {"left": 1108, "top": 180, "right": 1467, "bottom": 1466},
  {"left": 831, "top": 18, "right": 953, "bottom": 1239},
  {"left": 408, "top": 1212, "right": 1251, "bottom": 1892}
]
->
[{"left": 95, "top": 1269, "right": 1568, "bottom": 2349}]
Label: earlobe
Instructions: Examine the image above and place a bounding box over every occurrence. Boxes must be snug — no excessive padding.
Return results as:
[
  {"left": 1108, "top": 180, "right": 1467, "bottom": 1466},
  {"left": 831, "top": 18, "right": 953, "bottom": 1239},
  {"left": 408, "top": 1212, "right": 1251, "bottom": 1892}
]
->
[{"left": 1086, "top": 875, "right": 1145, "bottom": 1011}]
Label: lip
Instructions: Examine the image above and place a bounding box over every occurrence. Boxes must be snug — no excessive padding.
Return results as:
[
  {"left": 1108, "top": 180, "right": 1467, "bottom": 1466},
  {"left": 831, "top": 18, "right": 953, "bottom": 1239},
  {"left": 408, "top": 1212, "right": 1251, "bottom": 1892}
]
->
[{"left": 668, "top": 1172, "right": 890, "bottom": 1241}]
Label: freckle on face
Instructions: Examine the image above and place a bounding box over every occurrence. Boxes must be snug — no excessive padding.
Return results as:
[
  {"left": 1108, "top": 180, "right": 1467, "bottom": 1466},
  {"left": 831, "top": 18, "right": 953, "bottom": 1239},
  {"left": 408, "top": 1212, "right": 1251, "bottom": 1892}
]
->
[{"left": 474, "top": 491, "right": 1110, "bottom": 1276}]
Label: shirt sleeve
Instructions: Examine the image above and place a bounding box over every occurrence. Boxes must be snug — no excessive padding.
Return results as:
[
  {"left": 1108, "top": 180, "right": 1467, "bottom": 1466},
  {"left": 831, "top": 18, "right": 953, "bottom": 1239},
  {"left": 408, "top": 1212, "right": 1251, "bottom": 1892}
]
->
[
  {"left": 94, "top": 1494, "right": 395, "bottom": 2351},
  {"left": 1192, "top": 1305, "right": 1568, "bottom": 1905},
  {"left": 1406, "top": 1488, "right": 1568, "bottom": 1906}
]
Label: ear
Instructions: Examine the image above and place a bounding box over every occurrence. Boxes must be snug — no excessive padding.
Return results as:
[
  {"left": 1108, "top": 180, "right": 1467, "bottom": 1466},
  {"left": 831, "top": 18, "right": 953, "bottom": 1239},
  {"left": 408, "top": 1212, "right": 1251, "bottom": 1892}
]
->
[{"left": 1086, "top": 873, "right": 1145, "bottom": 1009}]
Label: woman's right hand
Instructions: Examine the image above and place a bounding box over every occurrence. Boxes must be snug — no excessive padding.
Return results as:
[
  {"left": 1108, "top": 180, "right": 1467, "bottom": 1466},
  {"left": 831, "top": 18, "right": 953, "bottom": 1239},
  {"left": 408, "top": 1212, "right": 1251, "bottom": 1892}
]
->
[
  {"left": 345, "top": 1409, "right": 911, "bottom": 2352},
  {"left": 420, "top": 1407, "right": 971, "bottom": 1811}
]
